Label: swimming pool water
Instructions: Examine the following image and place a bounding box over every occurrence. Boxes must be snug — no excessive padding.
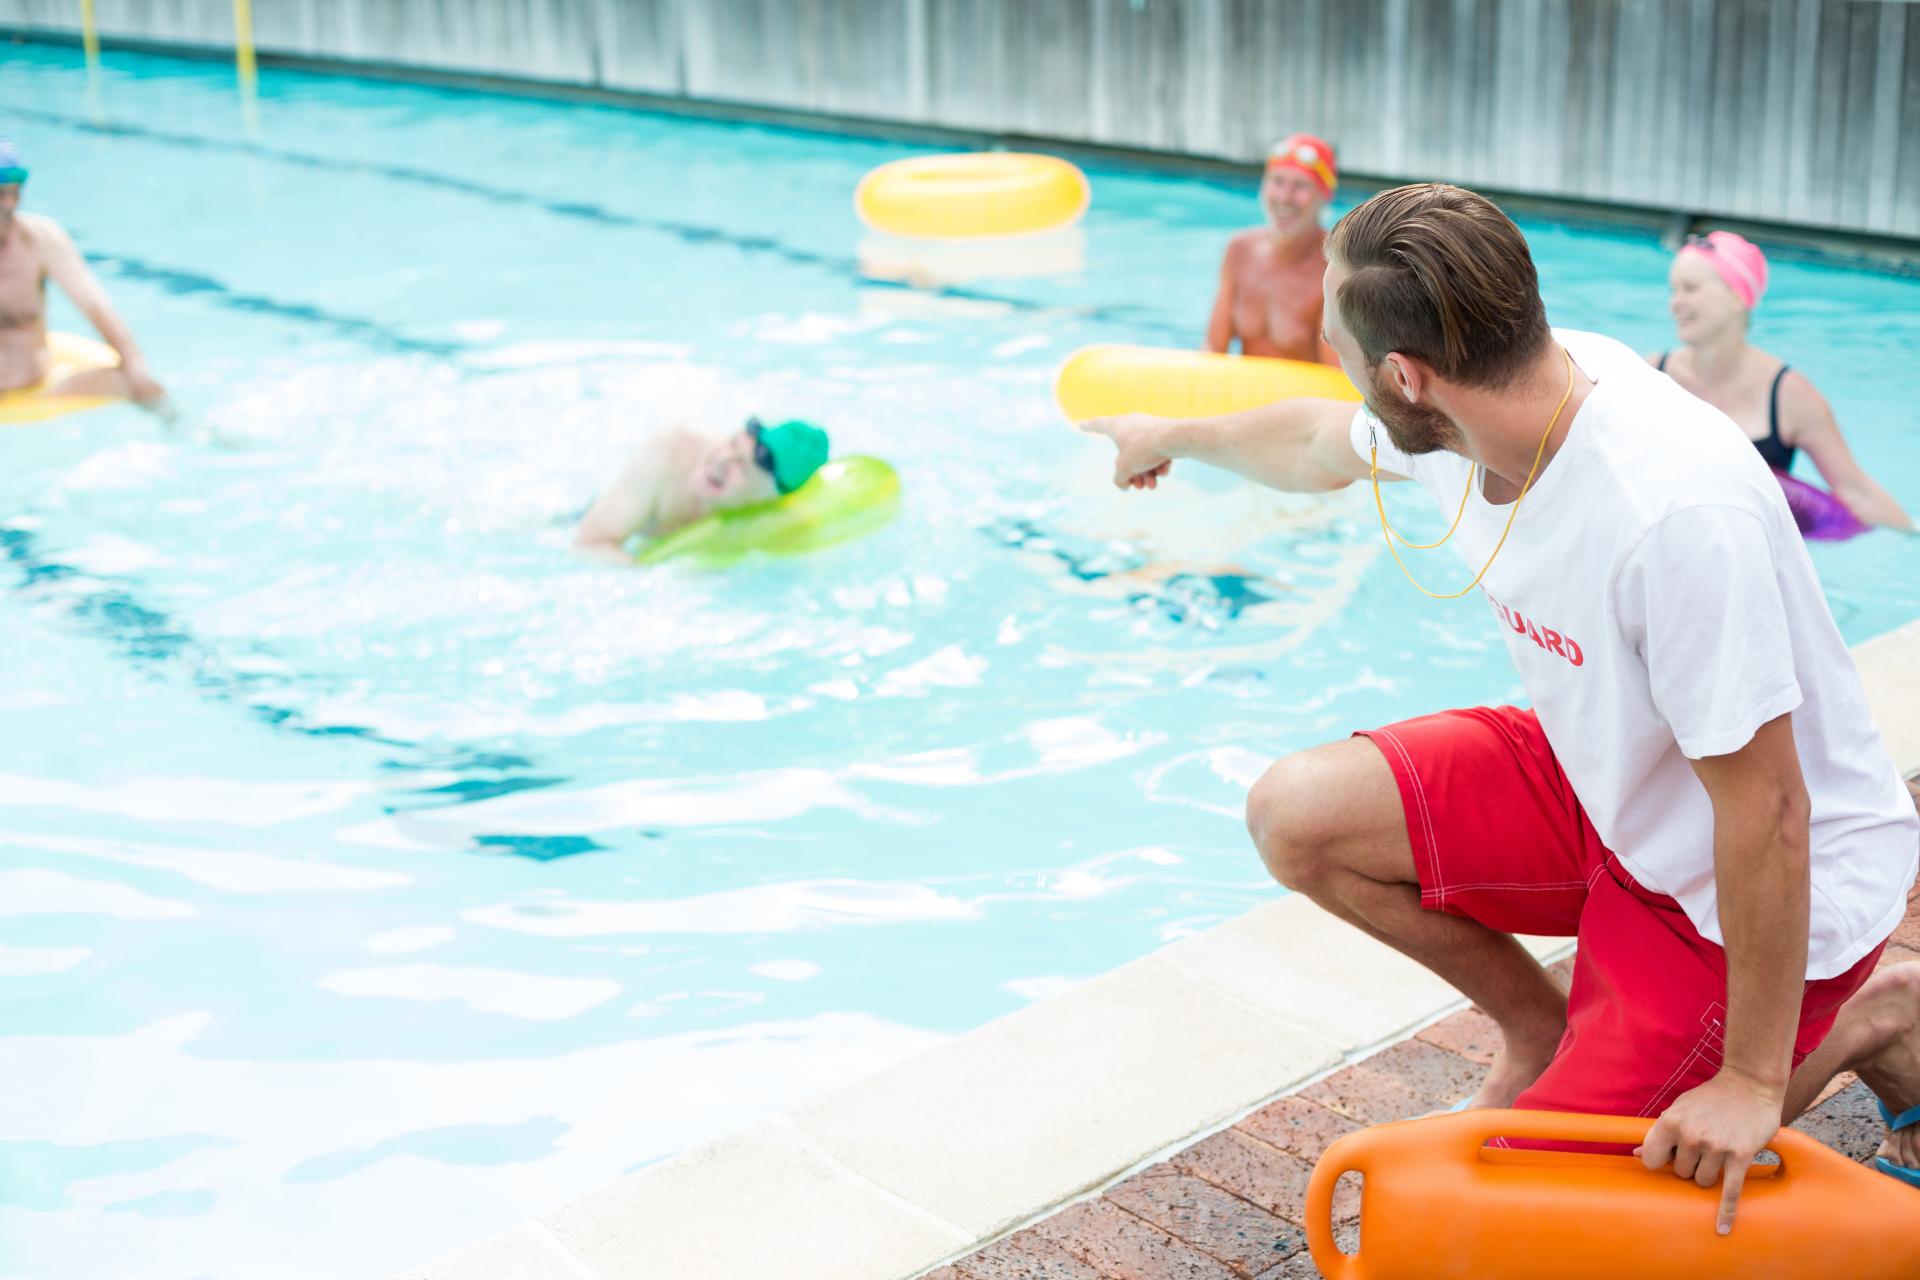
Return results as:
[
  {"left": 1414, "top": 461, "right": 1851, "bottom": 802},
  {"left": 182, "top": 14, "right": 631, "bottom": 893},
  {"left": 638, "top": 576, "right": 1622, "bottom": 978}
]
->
[{"left": 3, "top": 42, "right": 1918, "bottom": 1280}]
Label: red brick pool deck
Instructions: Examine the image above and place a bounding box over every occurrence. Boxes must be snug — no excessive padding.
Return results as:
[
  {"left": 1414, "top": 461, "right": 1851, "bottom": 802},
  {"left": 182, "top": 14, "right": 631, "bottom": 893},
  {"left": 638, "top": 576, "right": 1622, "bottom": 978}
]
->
[{"left": 922, "top": 877, "right": 1920, "bottom": 1280}]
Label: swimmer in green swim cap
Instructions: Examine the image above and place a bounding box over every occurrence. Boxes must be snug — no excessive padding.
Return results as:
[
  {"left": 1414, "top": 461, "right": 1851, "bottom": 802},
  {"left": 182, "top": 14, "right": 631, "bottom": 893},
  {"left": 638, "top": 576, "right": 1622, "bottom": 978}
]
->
[
  {"left": 0, "top": 139, "right": 170, "bottom": 411},
  {"left": 573, "top": 416, "right": 829, "bottom": 560}
]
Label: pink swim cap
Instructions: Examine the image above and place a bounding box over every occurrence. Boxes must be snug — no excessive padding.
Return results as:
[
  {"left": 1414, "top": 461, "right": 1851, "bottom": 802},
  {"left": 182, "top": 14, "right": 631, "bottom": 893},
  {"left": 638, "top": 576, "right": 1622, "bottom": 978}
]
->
[{"left": 1680, "top": 230, "right": 1769, "bottom": 310}]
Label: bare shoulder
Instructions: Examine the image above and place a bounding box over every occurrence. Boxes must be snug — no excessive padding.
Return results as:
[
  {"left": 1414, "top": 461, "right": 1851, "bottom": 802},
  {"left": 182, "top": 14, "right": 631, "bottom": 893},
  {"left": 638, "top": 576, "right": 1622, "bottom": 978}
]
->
[
  {"left": 13, "top": 212, "right": 72, "bottom": 257},
  {"left": 1775, "top": 365, "right": 1825, "bottom": 403},
  {"left": 1223, "top": 227, "right": 1264, "bottom": 263},
  {"left": 622, "top": 428, "right": 685, "bottom": 475},
  {"left": 660, "top": 422, "right": 716, "bottom": 459},
  {"left": 661, "top": 421, "right": 711, "bottom": 445},
  {"left": 1774, "top": 365, "right": 1834, "bottom": 438},
  {"left": 644, "top": 423, "right": 719, "bottom": 484},
  {"left": 15, "top": 212, "right": 72, "bottom": 247}
]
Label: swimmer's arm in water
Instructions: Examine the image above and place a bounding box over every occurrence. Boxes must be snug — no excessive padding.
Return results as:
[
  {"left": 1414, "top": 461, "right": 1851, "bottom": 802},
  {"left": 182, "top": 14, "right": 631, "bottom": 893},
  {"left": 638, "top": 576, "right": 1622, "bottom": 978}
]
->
[
  {"left": 1310, "top": 295, "right": 1340, "bottom": 368},
  {"left": 574, "top": 450, "right": 666, "bottom": 562},
  {"left": 1081, "top": 397, "right": 1396, "bottom": 495},
  {"left": 1203, "top": 240, "right": 1238, "bottom": 354},
  {"left": 1777, "top": 372, "right": 1913, "bottom": 532},
  {"left": 26, "top": 214, "right": 167, "bottom": 407}
]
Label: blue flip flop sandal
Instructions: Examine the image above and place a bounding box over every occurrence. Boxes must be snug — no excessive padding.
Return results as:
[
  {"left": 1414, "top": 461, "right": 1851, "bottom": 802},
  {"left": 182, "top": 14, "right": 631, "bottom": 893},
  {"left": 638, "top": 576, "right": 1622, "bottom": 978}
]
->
[
  {"left": 1413, "top": 1096, "right": 1477, "bottom": 1121},
  {"left": 1873, "top": 1097, "right": 1920, "bottom": 1188}
]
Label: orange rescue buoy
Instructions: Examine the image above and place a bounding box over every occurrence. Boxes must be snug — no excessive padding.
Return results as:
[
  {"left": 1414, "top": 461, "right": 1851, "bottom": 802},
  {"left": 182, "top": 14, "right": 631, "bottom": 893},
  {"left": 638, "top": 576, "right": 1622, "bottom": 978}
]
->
[{"left": 1306, "top": 1108, "right": 1920, "bottom": 1279}]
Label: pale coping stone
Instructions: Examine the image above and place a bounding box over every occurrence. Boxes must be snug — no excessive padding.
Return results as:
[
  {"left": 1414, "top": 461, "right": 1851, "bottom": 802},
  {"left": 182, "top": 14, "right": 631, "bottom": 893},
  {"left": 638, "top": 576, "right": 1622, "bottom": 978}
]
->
[
  {"left": 788, "top": 951, "right": 1343, "bottom": 1238},
  {"left": 395, "top": 1223, "right": 597, "bottom": 1280},
  {"left": 1852, "top": 620, "right": 1920, "bottom": 773},
  {"left": 1163, "top": 895, "right": 1462, "bottom": 1050},
  {"left": 538, "top": 1117, "right": 968, "bottom": 1280}
]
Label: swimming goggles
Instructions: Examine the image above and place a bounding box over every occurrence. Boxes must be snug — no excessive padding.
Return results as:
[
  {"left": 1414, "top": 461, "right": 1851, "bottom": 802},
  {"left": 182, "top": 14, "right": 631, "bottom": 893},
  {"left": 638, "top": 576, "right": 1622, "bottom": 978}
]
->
[
  {"left": 745, "top": 417, "right": 777, "bottom": 479},
  {"left": 1683, "top": 233, "right": 1762, "bottom": 300}
]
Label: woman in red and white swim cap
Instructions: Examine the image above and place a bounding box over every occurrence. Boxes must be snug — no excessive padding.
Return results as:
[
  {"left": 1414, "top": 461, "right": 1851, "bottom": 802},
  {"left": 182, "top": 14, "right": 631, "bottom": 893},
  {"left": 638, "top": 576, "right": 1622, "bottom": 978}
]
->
[{"left": 1650, "top": 230, "right": 1911, "bottom": 532}]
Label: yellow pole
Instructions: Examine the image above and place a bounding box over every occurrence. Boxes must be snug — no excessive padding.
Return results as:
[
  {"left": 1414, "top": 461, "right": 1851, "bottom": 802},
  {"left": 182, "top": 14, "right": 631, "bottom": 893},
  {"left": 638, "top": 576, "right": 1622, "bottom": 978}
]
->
[
  {"left": 79, "top": 0, "right": 99, "bottom": 64},
  {"left": 233, "top": 0, "right": 259, "bottom": 135},
  {"left": 79, "top": 0, "right": 103, "bottom": 120}
]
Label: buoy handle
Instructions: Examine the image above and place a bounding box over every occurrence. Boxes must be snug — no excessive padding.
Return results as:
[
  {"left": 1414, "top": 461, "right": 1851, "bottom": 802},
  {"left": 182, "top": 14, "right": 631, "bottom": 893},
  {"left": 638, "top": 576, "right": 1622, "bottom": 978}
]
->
[
  {"left": 1304, "top": 1143, "right": 1366, "bottom": 1280},
  {"left": 1450, "top": 1109, "right": 1802, "bottom": 1170}
]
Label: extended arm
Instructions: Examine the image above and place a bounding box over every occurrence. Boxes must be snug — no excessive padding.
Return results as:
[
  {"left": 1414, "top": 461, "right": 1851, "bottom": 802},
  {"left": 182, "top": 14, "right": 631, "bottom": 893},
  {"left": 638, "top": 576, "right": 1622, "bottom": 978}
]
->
[
  {"left": 1780, "top": 373, "right": 1913, "bottom": 531},
  {"left": 1080, "top": 397, "right": 1401, "bottom": 495},
  {"left": 29, "top": 215, "right": 165, "bottom": 405}
]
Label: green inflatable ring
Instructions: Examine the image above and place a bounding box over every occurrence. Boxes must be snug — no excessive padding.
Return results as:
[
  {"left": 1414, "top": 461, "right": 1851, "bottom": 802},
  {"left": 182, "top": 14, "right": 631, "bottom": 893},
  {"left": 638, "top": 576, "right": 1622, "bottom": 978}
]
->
[{"left": 636, "top": 455, "right": 902, "bottom": 568}]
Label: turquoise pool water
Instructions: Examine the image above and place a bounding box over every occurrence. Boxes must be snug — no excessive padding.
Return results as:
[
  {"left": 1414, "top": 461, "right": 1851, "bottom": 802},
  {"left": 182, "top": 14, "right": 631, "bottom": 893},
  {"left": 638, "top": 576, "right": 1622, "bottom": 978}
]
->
[{"left": 3, "top": 42, "right": 1918, "bottom": 1280}]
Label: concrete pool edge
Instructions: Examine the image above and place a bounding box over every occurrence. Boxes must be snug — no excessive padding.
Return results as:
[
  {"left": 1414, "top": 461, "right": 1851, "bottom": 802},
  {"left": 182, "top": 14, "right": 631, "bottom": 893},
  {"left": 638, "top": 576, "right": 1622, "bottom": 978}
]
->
[
  {"left": 397, "top": 902, "right": 1571, "bottom": 1280},
  {"left": 398, "top": 614, "right": 1920, "bottom": 1280}
]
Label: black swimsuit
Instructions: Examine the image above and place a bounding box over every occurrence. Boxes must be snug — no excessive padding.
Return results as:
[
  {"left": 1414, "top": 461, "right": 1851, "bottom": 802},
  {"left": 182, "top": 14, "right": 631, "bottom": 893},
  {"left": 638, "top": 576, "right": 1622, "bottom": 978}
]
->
[{"left": 1656, "top": 351, "right": 1797, "bottom": 471}]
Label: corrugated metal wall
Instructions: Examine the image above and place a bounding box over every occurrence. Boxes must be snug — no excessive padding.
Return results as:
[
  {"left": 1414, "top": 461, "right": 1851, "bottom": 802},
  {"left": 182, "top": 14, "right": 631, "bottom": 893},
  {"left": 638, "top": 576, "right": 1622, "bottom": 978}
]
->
[{"left": 5, "top": 0, "right": 1916, "bottom": 237}]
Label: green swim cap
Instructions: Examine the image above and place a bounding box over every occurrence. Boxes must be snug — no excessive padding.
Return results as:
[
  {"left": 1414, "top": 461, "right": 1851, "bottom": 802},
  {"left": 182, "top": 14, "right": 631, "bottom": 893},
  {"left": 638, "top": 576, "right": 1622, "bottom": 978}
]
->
[
  {"left": 750, "top": 417, "right": 830, "bottom": 494},
  {"left": 0, "top": 139, "right": 27, "bottom": 186}
]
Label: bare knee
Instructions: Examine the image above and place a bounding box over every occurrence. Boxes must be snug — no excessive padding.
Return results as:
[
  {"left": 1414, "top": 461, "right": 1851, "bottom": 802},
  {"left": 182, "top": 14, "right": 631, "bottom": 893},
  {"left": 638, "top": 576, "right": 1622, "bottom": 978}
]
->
[
  {"left": 1245, "top": 750, "right": 1345, "bottom": 894},
  {"left": 1861, "top": 962, "right": 1920, "bottom": 1046},
  {"left": 1246, "top": 737, "right": 1411, "bottom": 897}
]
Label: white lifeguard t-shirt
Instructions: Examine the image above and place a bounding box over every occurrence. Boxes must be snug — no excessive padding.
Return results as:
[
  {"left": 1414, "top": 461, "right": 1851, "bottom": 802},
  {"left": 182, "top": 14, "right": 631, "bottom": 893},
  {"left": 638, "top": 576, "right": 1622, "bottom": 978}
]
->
[{"left": 1350, "top": 329, "right": 1917, "bottom": 979}]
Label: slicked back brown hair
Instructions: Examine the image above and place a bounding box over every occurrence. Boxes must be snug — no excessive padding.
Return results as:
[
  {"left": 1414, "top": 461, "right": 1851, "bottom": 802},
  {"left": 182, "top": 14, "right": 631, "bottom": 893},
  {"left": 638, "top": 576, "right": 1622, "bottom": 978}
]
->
[{"left": 1326, "top": 183, "right": 1551, "bottom": 389}]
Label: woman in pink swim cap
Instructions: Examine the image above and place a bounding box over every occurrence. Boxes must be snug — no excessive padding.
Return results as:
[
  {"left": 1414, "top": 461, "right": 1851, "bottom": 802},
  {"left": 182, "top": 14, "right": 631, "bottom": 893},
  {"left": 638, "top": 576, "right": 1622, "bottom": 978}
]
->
[{"left": 1650, "top": 230, "right": 1911, "bottom": 532}]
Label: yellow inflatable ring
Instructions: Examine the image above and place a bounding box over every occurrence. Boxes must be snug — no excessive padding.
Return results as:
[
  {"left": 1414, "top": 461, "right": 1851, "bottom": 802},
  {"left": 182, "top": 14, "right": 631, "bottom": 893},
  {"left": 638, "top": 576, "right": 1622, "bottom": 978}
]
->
[
  {"left": 1056, "top": 344, "right": 1360, "bottom": 423},
  {"left": 0, "top": 332, "right": 123, "bottom": 425},
  {"left": 856, "top": 153, "right": 1089, "bottom": 239}
]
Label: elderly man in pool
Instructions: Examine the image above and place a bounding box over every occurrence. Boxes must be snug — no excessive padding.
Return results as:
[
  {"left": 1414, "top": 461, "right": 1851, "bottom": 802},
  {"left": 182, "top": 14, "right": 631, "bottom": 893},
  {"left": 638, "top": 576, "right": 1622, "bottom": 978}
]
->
[
  {"left": 1205, "top": 132, "right": 1342, "bottom": 366},
  {"left": 0, "top": 141, "right": 168, "bottom": 409},
  {"left": 573, "top": 417, "right": 829, "bottom": 561}
]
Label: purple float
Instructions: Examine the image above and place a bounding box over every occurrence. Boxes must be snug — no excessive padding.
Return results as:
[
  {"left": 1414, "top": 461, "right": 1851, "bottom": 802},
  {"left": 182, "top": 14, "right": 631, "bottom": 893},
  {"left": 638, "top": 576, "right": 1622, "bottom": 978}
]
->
[{"left": 1775, "top": 469, "right": 1870, "bottom": 541}]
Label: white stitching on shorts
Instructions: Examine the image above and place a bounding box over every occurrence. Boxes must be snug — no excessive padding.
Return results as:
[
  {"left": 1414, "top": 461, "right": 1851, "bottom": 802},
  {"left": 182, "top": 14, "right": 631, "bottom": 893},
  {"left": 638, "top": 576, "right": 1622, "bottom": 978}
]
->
[
  {"left": 1638, "top": 1004, "right": 1727, "bottom": 1118},
  {"left": 1641, "top": 1043, "right": 1706, "bottom": 1119},
  {"left": 1643, "top": 1043, "right": 1704, "bottom": 1113},
  {"left": 1643, "top": 1044, "right": 1713, "bottom": 1119},
  {"left": 1376, "top": 729, "right": 1444, "bottom": 906}
]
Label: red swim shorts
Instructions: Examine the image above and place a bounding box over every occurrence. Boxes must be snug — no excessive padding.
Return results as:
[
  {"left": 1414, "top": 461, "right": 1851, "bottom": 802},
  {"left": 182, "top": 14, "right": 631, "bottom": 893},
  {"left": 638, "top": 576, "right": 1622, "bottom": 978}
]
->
[{"left": 1357, "top": 704, "right": 1883, "bottom": 1118}]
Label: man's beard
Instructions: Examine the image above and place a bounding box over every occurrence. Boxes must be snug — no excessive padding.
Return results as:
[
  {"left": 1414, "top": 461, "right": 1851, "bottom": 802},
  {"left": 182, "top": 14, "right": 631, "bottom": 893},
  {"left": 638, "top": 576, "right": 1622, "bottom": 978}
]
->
[{"left": 1365, "top": 364, "right": 1464, "bottom": 457}]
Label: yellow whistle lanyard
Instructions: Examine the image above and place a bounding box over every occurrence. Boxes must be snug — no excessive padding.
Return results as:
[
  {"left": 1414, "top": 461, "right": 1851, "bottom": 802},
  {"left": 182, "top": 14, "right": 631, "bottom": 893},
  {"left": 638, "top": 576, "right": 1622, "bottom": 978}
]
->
[{"left": 1369, "top": 347, "right": 1575, "bottom": 601}]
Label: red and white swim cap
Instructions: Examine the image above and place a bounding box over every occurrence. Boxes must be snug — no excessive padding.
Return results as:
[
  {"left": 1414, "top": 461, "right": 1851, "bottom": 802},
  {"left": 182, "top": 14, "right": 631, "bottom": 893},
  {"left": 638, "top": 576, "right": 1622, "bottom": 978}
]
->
[{"left": 1266, "top": 133, "right": 1337, "bottom": 200}]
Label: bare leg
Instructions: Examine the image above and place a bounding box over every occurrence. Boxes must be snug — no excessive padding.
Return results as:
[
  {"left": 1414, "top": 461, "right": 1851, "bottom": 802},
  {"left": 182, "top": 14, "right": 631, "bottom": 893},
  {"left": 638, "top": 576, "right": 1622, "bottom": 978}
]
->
[
  {"left": 1785, "top": 964, "right": 1920, "bottom": 1170},
  {"left": 44, "top": 364, "right": 174, "bottom": 420},
  {"left": 43, "top": 364, "right": 134, "bottom": 397},
  {"left": 1246, "top": 737, "right": 1569, "bottom": 1108},
  {"left": 48, "top": 364, "right": 180, "bottom": 429}
]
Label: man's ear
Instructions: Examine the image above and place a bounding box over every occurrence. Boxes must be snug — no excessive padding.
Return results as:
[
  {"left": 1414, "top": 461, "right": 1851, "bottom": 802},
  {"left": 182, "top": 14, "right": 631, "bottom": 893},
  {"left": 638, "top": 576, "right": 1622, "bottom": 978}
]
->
[{"left": 1384, "top": 353, "right": 1428, "bottom": 404}]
